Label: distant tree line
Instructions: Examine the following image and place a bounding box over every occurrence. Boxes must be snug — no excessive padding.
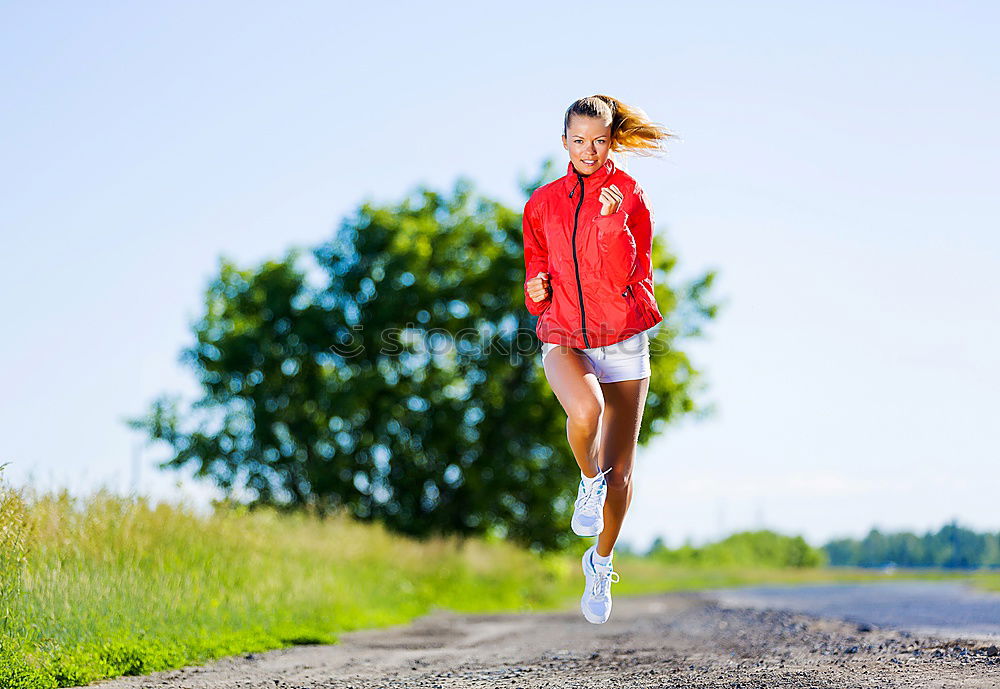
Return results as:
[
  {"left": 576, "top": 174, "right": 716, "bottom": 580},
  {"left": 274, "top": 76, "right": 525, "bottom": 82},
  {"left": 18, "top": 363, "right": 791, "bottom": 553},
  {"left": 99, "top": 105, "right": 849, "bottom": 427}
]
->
[
  {"left": 646, "top": 529, "right": 826, "bottom": 568},
  {"left": 642, "top": 521, "right": 1000, "bottom": 570},
  {"left": 821, "top": 520, "right": 1000, "bottom": 568}
]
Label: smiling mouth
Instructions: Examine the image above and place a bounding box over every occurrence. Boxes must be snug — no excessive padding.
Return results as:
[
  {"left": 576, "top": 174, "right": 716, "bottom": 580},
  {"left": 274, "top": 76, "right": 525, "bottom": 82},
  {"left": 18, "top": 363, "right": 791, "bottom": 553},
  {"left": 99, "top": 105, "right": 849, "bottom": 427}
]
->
[{"left": 581, "top": 159, "right": 597, "bottom": 165}]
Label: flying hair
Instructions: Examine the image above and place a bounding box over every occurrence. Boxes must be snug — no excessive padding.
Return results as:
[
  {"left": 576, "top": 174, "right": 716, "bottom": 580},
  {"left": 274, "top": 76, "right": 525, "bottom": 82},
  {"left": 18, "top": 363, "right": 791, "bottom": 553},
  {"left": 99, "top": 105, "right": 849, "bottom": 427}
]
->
[{"left": 563, "top": 95, "right": 677, "bottom": 157}]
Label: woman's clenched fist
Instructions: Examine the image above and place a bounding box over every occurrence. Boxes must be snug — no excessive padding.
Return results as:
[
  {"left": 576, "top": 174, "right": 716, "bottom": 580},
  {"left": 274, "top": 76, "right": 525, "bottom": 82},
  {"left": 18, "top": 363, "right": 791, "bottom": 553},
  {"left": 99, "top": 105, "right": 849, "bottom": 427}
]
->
[{"left": 526, "top": 271, "right": 551, "bottom": 303}]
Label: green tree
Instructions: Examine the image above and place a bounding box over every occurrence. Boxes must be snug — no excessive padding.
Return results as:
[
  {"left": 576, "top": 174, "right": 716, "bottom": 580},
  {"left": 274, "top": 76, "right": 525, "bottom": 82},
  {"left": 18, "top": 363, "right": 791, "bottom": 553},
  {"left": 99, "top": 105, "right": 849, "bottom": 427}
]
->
[{"left": 129, "top": 159, "right": 719, "bottom": 551}]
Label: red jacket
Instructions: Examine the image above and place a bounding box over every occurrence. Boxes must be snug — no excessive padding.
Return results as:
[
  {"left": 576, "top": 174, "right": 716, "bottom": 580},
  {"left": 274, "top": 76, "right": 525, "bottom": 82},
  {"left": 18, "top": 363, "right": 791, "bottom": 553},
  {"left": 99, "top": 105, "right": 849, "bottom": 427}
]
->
[{"left": 522, "top": 157, "right": 664, "bottom": 348}]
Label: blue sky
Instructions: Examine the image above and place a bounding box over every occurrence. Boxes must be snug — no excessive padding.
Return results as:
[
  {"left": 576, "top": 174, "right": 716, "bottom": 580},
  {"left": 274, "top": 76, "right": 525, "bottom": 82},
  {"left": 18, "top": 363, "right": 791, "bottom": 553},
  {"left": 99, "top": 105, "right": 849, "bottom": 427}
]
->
[{"left": 1, "top": 1, "right": 996, "bottom": 551}]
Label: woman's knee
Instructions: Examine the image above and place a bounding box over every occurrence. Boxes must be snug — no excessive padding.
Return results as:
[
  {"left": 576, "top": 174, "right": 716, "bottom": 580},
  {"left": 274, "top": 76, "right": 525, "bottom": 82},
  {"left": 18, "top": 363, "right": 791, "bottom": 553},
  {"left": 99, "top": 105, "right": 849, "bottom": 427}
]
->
[
  {"left": 566, "top": 396, "right": 603, "bottom": 429},
  {"left": 604, "top": 463, "right": 633, "bottom": 490}
]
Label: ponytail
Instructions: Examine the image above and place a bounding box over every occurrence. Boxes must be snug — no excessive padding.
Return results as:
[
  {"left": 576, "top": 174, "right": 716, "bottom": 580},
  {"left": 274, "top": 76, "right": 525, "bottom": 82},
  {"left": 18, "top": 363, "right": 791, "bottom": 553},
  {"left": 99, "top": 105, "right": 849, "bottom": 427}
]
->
[{"left": 563, "top": 95, "right": 677, "bottom": 156}]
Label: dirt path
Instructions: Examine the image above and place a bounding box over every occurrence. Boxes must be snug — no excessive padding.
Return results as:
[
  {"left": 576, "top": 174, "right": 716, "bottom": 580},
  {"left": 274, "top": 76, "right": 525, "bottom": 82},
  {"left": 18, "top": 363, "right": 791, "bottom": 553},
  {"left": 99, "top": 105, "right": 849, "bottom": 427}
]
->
[{"left": 88, "top": 591, "right": 1000, "bottom": 688}]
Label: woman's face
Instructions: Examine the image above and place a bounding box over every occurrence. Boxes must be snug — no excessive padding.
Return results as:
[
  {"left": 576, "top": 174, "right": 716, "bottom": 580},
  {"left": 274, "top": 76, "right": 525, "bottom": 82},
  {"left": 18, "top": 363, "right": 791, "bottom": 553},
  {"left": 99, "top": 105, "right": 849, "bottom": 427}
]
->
[{"left": 562, "top": 114, "right": 612, "bottom": 175}]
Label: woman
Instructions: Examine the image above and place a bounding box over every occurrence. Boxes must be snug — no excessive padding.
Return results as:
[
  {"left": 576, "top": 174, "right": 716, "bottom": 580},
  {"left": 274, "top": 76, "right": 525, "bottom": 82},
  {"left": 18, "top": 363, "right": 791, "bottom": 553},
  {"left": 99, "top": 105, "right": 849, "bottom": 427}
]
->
[{"left": 522, "top": 95, "right": 675, "bottom": 624}]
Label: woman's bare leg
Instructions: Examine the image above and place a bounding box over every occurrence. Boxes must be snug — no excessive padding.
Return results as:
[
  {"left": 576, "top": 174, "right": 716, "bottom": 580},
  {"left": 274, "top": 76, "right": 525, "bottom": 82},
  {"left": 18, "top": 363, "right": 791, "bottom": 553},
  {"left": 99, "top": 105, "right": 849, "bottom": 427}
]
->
[
  {"left": 542, "top": 346, "right": 604, "bottom": 478},
  {"left": 595, "top": 376, "right": 649, "bottom": 557}
]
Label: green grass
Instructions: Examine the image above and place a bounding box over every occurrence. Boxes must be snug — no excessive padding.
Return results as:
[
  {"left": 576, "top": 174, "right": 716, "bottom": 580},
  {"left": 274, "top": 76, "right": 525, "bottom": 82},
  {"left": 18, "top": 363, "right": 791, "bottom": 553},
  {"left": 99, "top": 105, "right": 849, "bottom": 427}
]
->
[
  {"left": 0, "top": 479, "right": 995, "bottom": 689},
  {"left": 0, "top": 485, "right": 581, "bottom": 687}
]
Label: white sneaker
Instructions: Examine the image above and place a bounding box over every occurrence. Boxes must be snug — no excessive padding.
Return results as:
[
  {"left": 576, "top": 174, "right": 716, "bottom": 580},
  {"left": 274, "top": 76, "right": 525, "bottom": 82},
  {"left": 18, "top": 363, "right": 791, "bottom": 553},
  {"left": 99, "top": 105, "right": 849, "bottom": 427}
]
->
[
  {"left": 581, "top": 544, "right": 620, "bottom": 624},
  {"left": 571, "top": 467, "right": 611, "bottom": 537}
]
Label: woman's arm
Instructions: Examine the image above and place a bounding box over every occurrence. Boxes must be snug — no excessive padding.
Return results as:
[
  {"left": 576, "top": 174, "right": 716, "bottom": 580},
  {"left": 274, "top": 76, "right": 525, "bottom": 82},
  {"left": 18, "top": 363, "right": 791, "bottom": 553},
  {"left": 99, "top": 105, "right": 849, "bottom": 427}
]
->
[
  {"left": 593, "top": 181, "right": 654, "bottom": 291},
  {"left": 626, "top": 183, "right": 654, "bottom": 284},
  {"left": 522, "top": 198, "right": 551, "bottom": 315}
]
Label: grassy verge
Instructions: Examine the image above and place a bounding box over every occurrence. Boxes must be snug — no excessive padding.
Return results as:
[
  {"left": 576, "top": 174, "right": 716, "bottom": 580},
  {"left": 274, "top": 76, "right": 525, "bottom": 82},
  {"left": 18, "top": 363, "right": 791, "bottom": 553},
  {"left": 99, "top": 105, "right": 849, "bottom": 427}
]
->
[
  {"left": 0, "top": 484, "right": 585, "bottom": 688},
  {"left": 0, "top": 479, "right": 993, "bottom": 688}
]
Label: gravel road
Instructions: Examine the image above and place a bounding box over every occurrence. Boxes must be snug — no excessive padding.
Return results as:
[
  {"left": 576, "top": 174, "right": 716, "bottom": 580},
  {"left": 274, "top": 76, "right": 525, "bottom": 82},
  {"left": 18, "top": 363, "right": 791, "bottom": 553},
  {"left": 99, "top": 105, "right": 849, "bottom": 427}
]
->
[
  {"left": 706, "top": 579, "right": 1000, "bottom": 639},
  {"left": 87, "top": 589, "right": 1000, "bottom": 689}
]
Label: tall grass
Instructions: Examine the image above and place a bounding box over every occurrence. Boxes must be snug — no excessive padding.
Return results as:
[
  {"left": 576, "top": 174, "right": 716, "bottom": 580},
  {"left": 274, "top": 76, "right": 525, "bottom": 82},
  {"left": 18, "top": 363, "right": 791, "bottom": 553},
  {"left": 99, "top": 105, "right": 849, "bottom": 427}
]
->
[
  {"left": 0, "top": 464, "right": 29, "bottom": 630},
  {"left": 0, "top": 480, "right": 577, "bottom": 688}
]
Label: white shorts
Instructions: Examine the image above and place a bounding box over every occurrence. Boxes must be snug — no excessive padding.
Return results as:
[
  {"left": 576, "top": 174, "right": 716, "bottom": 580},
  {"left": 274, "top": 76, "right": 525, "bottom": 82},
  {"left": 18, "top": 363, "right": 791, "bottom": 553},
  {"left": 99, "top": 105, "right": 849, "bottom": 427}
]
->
[{"left": 540, "top": 330, "right": 651, "bottom": 383}]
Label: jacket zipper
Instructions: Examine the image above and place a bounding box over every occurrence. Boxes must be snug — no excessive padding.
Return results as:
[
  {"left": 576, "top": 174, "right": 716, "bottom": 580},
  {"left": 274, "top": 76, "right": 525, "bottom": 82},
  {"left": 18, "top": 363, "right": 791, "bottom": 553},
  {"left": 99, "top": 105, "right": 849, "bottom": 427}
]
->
[{"left": 569, "top": 172, "right": 591, "bottom": 348}]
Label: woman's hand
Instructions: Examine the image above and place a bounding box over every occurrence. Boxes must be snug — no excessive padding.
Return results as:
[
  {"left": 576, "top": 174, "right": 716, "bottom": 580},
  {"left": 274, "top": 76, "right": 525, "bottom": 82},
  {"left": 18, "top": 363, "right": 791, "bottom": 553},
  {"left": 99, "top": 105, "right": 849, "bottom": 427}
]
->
[
  {"left": 526, "top": 271, "right": 550, "bottom": 303},
  {"left": 599, "top": 184, "right": 624, "bottom": 216}
]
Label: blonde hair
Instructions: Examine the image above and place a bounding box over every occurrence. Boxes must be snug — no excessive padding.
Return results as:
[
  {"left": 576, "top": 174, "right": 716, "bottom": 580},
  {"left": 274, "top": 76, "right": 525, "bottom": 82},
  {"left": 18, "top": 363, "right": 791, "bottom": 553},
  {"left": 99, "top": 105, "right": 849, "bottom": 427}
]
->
[{"left": 563, "top": 94, "right": 676, "bottom": 156}]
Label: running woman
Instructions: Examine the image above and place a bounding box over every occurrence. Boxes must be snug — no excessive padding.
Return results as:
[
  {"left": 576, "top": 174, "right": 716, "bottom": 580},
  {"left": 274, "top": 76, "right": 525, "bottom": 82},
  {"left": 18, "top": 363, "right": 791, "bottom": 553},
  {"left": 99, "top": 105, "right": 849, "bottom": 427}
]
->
[{"left": 522, "top": 95, "right": 675, "bottom": 624}]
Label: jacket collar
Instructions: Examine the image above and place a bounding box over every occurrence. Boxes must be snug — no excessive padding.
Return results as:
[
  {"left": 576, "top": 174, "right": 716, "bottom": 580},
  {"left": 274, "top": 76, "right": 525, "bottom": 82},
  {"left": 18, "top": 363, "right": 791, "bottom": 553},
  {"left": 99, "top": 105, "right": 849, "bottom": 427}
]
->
[{"left": 563, "top": 156, "right": 617, "bottom": 195}]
